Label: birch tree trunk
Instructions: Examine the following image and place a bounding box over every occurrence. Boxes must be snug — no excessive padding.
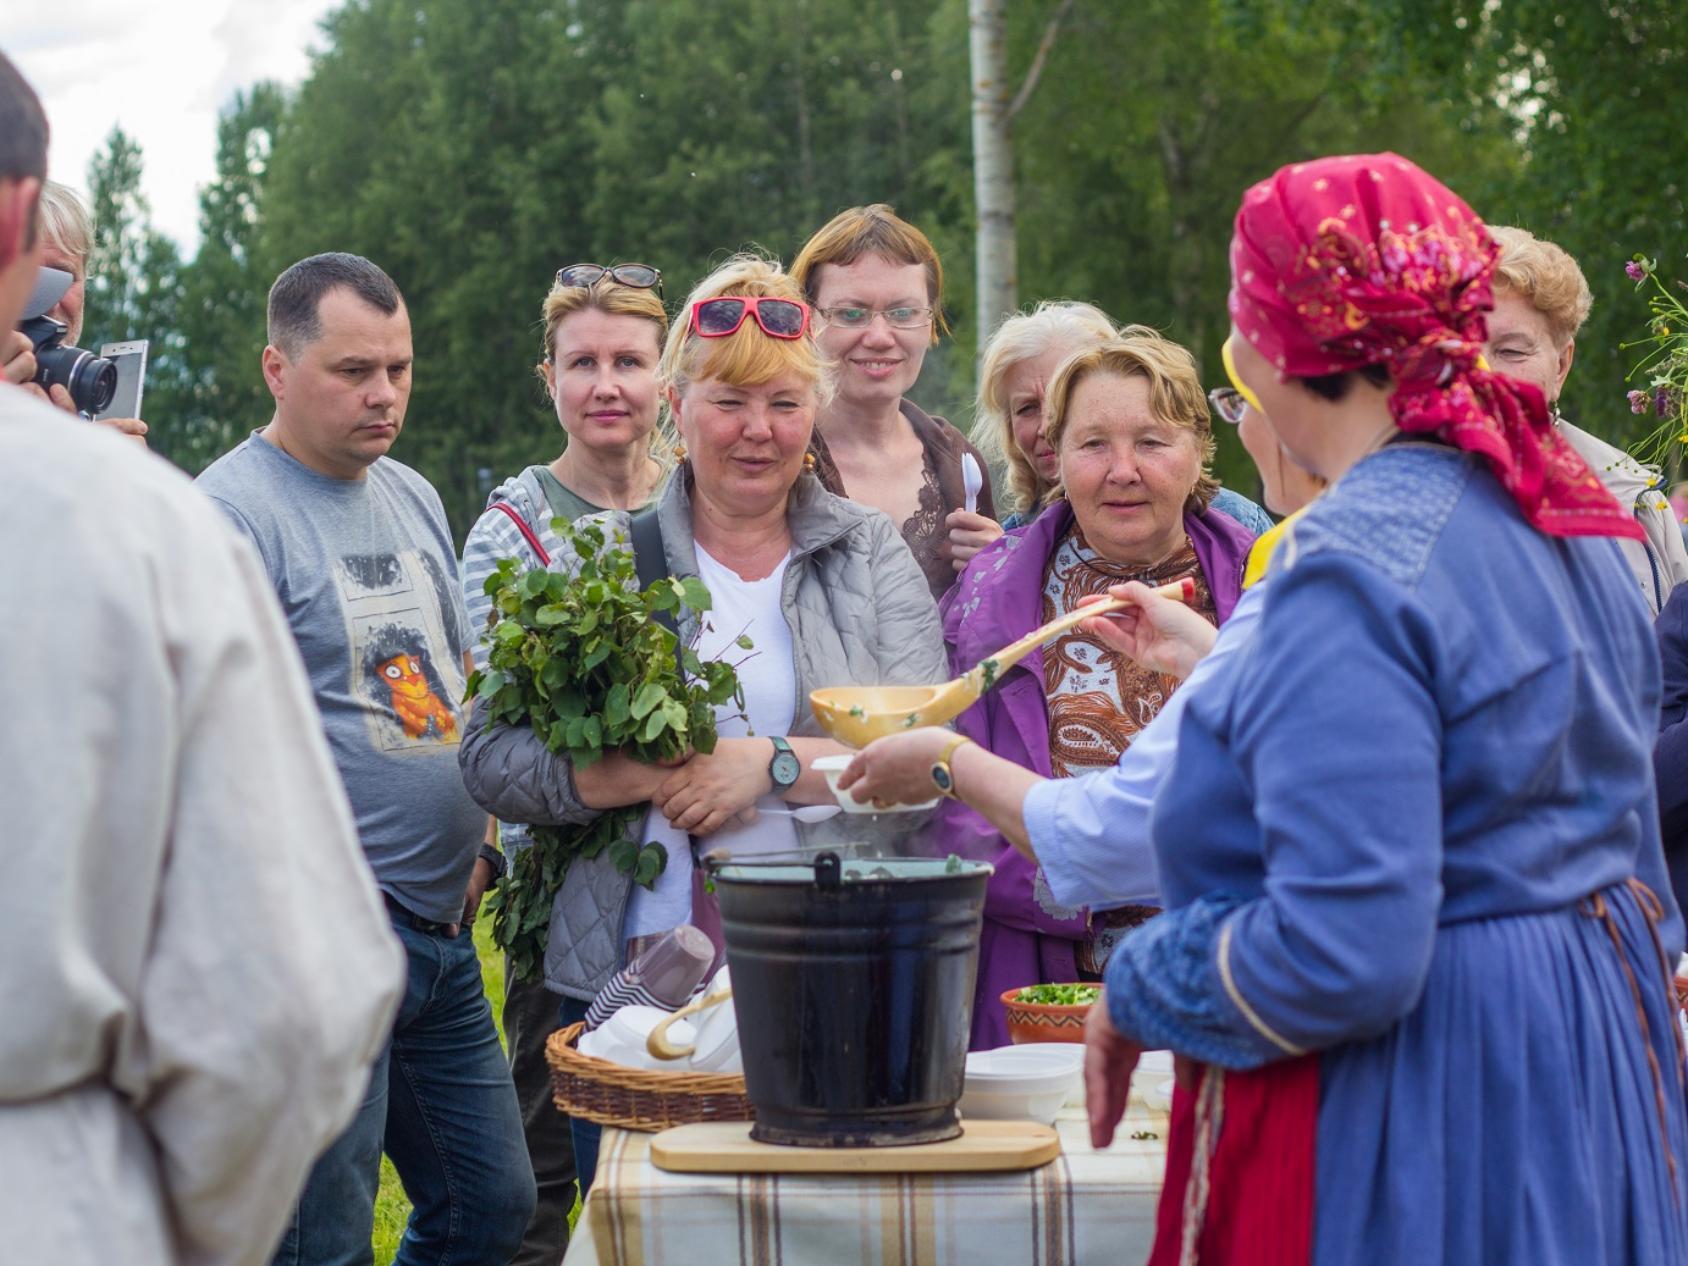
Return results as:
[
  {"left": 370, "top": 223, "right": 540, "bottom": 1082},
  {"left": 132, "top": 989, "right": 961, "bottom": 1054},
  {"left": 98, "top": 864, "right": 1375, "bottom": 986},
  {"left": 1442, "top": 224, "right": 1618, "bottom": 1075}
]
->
[{"left": 970, "top": 0, "right": 1017, "bottom": 340}]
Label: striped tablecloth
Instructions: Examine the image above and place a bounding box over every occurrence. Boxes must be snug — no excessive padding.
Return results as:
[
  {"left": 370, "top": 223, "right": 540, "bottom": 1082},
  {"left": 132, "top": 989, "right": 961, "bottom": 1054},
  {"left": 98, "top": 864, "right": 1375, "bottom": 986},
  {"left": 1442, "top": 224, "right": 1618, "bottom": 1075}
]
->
[{"left": 562, "top": 1068, "right": 1170, "bottom": 1266}]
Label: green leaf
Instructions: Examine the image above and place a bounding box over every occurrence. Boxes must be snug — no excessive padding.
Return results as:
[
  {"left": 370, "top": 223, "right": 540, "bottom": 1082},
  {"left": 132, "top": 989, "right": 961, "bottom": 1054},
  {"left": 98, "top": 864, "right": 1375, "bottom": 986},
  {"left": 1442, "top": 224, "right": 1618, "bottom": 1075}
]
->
[
  {"left": 604, "top": 682, "right": 631, "bottom": 725},
  {"left": 640, "top": 708, "right": 668, "bottom": 742},
  {"left": 634, "top": 844, "right": 666, "bottom": 887},
  {"left": 494, "top": 620, "right": 526, "bottom": 643},
  {"left": 679, "top": 576, "right": 712, "bottom": 611},
  {"left": 521, "top": 569, "right": 551, "bottom": 598},
  {"left": 631, "top": 681, "right": 667, "bottom": 719},
  {"left": 735, "top": 633, "right": 754, "bottom": 650}
]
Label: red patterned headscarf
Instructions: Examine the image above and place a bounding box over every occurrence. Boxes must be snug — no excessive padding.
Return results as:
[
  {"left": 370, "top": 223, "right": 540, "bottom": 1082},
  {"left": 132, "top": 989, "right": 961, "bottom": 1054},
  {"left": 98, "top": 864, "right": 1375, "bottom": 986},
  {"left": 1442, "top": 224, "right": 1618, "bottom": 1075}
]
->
[{"left": 1228, "top": 153, "right": 1642, "bottom": 541}]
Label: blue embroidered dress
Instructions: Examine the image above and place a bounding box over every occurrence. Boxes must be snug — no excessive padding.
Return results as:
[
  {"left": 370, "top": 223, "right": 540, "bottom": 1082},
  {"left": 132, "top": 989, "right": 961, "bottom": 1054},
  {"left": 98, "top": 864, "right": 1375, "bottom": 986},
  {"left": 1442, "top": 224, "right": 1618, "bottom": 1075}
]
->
[{"left": 1103, "top": 443, "right": 1688, "bottom": 1264}]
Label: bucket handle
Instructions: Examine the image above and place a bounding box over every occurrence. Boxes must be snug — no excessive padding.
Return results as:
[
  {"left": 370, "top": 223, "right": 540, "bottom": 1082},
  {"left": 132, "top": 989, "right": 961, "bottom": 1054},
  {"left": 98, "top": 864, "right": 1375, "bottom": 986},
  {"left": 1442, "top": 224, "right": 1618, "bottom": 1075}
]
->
[{"left": 646, "top": 988, "right": 734, "bottom": 1061}]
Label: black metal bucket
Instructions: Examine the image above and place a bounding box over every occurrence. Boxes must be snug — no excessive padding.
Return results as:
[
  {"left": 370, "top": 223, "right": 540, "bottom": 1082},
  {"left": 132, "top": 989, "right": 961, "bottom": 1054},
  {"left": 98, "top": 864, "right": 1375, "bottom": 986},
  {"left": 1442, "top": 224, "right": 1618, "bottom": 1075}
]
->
[{"left": 709, "top": 851, "right": 992, "bottom": 1147}]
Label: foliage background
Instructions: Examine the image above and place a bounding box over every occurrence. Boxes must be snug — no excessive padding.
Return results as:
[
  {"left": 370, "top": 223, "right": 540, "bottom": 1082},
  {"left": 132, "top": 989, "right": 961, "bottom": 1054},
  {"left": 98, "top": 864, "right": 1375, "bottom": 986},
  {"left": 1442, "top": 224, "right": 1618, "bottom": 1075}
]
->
[{"left": 76, "top": 0, "right": 1688, "bottom": 533}]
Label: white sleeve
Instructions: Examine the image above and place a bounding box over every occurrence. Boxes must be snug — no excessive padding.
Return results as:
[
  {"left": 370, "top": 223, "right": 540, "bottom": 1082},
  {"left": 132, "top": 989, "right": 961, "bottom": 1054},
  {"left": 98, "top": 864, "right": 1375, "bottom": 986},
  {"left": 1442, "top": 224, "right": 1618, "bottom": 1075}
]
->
[{"left": 125, "top": 514, "right": 404, "bottom": 1266}]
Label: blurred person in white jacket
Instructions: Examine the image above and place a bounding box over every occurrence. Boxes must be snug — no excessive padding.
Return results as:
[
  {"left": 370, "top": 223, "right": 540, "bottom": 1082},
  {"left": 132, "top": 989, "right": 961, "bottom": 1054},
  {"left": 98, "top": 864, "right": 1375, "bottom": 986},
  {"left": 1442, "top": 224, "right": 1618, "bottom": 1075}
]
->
[{"left": 0, "top": 51, "right": 403, "bottom": 1266}]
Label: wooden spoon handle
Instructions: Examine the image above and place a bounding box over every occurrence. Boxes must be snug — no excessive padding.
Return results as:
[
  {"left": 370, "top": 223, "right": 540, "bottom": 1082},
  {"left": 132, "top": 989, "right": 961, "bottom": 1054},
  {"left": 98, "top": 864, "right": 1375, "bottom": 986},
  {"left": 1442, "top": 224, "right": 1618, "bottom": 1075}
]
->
[
  {"left": 646, "top": 987, "right": 734, "bottom": 1061},
  {"left": 975, "top": 576, "right": 1196, "bottom": 682}
]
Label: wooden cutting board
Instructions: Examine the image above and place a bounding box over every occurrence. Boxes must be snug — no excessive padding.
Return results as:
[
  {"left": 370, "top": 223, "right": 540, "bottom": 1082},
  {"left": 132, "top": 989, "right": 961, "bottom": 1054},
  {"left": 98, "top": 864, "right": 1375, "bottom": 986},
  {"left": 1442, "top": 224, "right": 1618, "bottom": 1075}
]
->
[{"left": 650, "top": 1119, "right": 1061, "bottom": 1174}]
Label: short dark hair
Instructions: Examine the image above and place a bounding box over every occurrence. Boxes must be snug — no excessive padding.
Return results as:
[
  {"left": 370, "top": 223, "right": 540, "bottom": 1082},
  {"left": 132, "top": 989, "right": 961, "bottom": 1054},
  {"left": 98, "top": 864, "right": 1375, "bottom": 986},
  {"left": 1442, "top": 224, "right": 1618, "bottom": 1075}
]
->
[
  {"left": 1299, "top": 363, "right": 1392, "bottom": 402},
  {"left": 267, "top": 252, "right": 404, "bottom": 355},
  {"left": 0, "top": 54, "right": 49, "bottom": 240}
]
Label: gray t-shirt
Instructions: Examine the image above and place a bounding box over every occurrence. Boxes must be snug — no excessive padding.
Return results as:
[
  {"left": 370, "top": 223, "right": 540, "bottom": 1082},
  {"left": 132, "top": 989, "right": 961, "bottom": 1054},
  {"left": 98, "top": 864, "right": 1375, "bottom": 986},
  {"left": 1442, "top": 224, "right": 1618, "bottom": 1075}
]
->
[{"left": 197, "top": 432, "right": 482, "bottom": 922}]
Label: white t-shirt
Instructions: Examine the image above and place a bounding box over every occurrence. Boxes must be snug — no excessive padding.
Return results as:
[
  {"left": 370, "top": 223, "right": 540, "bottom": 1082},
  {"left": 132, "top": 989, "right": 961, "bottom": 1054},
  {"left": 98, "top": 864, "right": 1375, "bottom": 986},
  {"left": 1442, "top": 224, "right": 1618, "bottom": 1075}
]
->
[{"left": 624, "top": 545, "right": 799, "bottom": 939}]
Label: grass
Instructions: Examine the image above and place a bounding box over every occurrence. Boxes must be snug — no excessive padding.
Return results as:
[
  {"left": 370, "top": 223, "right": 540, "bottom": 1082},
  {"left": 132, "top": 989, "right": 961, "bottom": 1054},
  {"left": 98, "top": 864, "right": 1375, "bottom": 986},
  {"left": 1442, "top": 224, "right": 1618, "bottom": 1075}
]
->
[{"left": 372, "top": 918, "right": 508, "bottom": 1265}]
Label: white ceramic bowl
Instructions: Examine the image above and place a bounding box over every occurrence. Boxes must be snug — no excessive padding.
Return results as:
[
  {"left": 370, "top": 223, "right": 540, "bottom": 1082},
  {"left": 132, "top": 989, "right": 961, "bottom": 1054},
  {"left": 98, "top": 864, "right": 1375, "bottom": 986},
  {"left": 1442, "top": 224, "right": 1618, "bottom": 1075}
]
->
[
  {"left": 811, "top": 753, "right": 939, "bottom": 814},
  {"left": 959, "top": 1043, "right": 1084, "bottom": 1125},
  {"left": 580, "top": 1006, "right": 695, "bottom": 1071}
]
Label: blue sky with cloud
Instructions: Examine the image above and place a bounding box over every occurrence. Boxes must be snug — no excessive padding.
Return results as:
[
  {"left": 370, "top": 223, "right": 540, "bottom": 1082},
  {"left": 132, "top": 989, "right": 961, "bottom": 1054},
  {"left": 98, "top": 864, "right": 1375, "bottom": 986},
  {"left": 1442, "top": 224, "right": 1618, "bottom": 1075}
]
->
[{"left": 10, "top": 0, "right": 339, "bottom": 255}]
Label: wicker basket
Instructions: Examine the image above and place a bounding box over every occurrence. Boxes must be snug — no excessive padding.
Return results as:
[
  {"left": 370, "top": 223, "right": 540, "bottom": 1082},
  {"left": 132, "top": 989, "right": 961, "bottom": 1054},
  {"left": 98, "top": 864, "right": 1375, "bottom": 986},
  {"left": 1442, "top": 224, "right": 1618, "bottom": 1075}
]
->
[{"left": 546, "top": 1021, "right": 754, "bottom": 1132}]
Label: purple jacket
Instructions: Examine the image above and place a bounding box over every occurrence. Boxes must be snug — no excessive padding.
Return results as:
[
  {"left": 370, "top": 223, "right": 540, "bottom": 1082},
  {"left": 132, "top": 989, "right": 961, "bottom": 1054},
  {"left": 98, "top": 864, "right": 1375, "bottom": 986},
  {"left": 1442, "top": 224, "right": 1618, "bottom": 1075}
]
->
[{"left": 938, "top": 499, "right": 1255, "bottom": 1049}]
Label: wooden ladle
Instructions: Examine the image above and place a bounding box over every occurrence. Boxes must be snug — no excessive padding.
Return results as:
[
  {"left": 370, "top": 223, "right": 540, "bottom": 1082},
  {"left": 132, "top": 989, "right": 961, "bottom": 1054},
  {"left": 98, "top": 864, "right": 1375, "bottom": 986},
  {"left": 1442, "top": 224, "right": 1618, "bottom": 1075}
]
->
[
  {"left": 647, "top": 988, "right": 734, "bottom": 1060},
  {"left": 810, "top": 576, "right": 1196, "bottom": 748}
]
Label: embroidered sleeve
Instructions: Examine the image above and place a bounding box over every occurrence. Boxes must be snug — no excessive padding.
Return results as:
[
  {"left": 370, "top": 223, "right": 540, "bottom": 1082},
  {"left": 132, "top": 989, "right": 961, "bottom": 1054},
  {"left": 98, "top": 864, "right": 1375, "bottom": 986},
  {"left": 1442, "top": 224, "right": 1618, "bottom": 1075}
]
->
[{"left": 1102, "top": 894, "right": 1291, "bottom": 1069}]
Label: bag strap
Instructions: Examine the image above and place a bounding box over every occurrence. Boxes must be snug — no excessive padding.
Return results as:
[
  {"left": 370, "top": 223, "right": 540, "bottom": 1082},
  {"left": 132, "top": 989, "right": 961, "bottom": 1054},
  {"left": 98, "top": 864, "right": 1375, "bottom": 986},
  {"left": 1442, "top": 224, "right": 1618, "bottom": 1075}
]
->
[
  {"left": 488, "top": 501, "right": 550, "bottom": 567},
  {"left": 628, "top": 506, "right": 677, "bottom": 637}
]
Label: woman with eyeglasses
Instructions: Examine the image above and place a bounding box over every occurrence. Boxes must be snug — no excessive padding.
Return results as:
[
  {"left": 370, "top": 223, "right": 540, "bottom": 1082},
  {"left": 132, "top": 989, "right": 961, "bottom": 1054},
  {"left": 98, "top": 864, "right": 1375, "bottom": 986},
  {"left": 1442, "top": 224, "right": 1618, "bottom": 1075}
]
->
[
  {"left": 791, "top": 204, "right": 999, "bottom": 599},
  {"left": 971, "top": 301, "right": 1274, "bottom": 538},
  {"left": 852, "top": 154, "right": 1688, "bottom": 1265},
  {"left": 457, "top": 261, "right": 669, "bottom": 1260},
  {"left": 460, "top": 253, "right": 947, "bottom": 1193},
  {"left": 846, "top": 327, "right": 1257, "bottom": 1049}
]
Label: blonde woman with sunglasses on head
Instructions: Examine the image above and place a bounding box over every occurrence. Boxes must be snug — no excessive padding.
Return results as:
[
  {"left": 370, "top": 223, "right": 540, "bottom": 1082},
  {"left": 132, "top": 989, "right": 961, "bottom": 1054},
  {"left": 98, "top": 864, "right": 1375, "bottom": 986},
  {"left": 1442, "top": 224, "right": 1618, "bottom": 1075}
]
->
[
  {"left": 459, "top": 254, "right": 947, "bottom": 1193},
  {"left": 457, "top": 261, "right": 669, "bottom": 1266}
]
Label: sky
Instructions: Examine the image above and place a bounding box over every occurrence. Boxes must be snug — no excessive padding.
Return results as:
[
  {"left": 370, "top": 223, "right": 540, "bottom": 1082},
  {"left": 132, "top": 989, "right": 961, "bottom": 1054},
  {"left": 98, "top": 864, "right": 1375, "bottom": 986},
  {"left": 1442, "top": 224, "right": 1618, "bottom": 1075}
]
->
[{"left": 10, "top": 0, "right": 341, "bottom": 258}]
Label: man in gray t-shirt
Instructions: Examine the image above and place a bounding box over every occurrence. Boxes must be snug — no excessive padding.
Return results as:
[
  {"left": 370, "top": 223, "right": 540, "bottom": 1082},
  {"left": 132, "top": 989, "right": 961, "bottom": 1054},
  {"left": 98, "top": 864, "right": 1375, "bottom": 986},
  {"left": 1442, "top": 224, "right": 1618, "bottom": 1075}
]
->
[{"left": 198, "top": 252, "right": 534, "bottom": 1266}]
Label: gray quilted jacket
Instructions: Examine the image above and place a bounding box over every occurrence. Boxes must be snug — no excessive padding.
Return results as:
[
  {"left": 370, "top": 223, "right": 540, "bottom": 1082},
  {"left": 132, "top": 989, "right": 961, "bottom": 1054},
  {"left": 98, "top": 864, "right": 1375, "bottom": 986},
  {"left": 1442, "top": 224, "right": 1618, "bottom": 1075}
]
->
[{"left": 458, "top": 470, "right": 948, "bottom": 999}]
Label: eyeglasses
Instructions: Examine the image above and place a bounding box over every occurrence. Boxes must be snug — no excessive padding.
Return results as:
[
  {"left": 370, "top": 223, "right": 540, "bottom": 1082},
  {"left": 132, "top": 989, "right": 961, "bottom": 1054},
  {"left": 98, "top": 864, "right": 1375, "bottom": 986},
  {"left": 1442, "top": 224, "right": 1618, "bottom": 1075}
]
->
[
  {"left": 556, "top": 263, "right": 664, "bottom": 298},
  {"left": 1208, "top": 386, "right": 1246, "bottom": 426},
  {"left": 1220, "top": 340, "right": 1264, "bottom": 416},
  {"left": 690, "top": 296, "right": 811, "bottom": 340},
  {"left": 816, "top": 305, "right": 934, "bottom": 330}
]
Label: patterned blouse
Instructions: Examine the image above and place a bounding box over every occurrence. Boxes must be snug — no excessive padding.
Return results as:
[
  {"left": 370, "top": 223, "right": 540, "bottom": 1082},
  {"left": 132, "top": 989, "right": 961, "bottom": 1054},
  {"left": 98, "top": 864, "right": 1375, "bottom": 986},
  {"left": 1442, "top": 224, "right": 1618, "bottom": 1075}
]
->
[{"left": 1040, "top": 525, "right": 1218, "bottom": 973}]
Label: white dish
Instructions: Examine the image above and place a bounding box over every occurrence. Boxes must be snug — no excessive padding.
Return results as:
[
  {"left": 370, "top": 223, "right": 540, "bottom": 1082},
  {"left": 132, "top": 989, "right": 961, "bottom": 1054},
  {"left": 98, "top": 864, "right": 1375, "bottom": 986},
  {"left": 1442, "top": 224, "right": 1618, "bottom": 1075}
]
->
[
  {"left": 811, "top": 754, "right": 939, "bottom": 814},
  {"left": 582, "top": 1006, "right": 697, "bottom": 1071},
  {"left": 1139, "top": 1077, "right": 1176, "bottom": 1112},
  {"left": 959, "top": 1044, "right": 1084, "bottom": 1125},
  {"left": 1135, "top": 1050, "right": 1173, "bottom": 1077}
]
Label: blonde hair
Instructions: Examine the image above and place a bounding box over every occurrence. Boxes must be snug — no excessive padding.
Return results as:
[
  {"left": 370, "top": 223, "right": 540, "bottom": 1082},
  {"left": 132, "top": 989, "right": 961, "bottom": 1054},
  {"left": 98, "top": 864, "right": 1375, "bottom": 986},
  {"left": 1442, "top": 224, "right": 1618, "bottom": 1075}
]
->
[
  {"left": 790, "top": 203, "right": 949, "bottom": 345},
  {"left": 658, "top": 253, "right": 832, "bottom": 407},
  {"left": 39, "top": 180, "right": 92, "bottom": 278},
  {"left": 974, "top": 301, "right": 1119, "bottom": 514},
  {"left": 1043, "top": 331, "right": 1219, "bottom": 513},
  {"left": 1488, "top": 225, "right": 1592, "bottom": 348},
  {"left": 537, "top": 278, "right": 671, "bottom": 463}
]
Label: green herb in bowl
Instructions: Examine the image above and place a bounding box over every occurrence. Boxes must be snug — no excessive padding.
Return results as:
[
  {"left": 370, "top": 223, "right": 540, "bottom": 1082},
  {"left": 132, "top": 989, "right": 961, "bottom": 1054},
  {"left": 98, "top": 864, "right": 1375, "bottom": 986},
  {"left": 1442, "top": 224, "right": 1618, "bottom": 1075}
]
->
[{"left": 1014, "top": 983, "right": 1102, "bottom": 1007}]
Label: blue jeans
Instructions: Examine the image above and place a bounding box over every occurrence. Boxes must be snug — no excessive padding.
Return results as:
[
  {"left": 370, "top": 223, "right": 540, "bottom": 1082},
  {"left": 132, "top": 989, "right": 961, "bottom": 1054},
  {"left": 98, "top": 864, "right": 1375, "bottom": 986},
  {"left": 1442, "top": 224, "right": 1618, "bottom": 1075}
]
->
[
  {"left": 271, "top": 904, "right": 537, "bottom": 1266},
  {"left": 558, "top": 995, "right": 601, "bottom": 1198}
]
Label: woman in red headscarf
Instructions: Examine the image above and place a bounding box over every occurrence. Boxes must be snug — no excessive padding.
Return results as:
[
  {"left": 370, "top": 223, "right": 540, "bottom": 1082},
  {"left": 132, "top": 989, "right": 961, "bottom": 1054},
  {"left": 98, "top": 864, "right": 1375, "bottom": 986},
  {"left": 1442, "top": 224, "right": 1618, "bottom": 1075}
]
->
[{"left": 1077, "top": 154, "right": 1688, "bottom": 1265}]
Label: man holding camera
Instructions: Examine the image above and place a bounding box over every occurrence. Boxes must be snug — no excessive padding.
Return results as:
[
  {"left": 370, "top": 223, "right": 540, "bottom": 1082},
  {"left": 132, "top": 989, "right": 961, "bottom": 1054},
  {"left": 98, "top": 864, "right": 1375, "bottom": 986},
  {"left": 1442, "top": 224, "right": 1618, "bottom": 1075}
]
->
[
  {"left": 195, "top": 252, "right": 536, "bottom": 1266},
  {"left": 0, "top": 50, "right": 405, "bottom": 1266}
]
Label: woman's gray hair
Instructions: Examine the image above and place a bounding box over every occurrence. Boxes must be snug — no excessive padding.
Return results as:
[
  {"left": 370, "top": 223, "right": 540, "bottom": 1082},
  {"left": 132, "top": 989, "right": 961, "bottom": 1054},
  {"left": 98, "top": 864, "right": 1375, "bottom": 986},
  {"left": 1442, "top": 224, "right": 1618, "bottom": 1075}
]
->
[
  {"left": 972, "top": 301, "right": 1118, "bottom": 515},
  {"left": 39, "top": 180, "right": 93, "bottom": 278}
]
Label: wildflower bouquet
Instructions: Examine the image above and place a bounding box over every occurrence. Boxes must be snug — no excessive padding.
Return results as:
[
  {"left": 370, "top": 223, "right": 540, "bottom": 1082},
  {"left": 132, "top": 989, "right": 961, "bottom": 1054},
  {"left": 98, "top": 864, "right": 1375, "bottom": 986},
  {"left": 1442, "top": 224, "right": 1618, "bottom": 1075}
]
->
[{"left": 1623, "top": 254, "right": 1688, "bottom": 467}]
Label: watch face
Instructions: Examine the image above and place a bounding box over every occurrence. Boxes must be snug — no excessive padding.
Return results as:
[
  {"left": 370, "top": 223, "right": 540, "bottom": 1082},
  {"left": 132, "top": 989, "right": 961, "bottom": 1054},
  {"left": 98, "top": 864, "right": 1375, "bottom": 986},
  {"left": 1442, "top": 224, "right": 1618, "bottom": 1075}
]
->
[
  {"left": 931, "top": 763, "right": 955, "bottom": 794},
  {"left": 771, "top": 750, "right": 802, "bottom": 788}
]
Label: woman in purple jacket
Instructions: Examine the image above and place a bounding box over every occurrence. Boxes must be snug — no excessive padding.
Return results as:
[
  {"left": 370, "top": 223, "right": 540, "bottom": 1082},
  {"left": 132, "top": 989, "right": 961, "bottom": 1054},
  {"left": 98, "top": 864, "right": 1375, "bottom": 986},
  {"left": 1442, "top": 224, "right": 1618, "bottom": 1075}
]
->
[{"left": 938, "top": 329, "right": 1254, "bottom": 1048}]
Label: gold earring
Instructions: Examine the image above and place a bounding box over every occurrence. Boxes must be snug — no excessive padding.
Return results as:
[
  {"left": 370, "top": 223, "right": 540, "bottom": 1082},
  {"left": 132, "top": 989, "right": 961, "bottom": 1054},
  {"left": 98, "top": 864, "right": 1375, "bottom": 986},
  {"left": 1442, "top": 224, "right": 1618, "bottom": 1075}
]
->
[
  {"left": 803, "top": 451, "right": 817, "bottom": 472},
  {"left": 674, "top": 442, "right": 688, "bottom": 461}
]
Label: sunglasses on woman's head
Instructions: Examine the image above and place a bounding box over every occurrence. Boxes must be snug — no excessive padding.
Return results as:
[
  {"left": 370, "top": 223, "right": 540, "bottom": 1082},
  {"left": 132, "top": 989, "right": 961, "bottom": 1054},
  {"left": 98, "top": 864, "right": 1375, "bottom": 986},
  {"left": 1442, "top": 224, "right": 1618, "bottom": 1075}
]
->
[
  {"left": 690, "top": 296, "right": 811, "bottom": 340},
  {"left": 556, "top": 263, "right": 664, "bottom": 297}
]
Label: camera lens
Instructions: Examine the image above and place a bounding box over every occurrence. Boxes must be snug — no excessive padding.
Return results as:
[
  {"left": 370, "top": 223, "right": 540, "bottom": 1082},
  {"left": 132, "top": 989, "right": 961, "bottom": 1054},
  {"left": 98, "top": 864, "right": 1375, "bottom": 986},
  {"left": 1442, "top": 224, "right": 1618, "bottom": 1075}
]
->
[{"left": 35, "top": 344, "right": 117, "bottom": 415}]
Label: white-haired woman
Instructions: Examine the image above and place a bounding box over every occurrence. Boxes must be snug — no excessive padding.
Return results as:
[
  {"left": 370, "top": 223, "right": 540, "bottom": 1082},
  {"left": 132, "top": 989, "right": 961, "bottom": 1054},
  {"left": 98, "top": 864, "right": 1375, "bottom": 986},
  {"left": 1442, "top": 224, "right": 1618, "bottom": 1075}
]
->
[
  {"left": 1, "top": 180, "right": 146, "bottom": 442},
  {"left": 962, "top": 302, "right": 1272, "bottom": 552}
]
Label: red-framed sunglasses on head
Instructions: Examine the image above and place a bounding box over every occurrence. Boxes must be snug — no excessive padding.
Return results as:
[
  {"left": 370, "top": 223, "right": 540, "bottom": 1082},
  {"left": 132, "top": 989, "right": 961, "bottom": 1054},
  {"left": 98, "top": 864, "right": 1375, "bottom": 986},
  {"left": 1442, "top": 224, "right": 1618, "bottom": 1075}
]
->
[{"left": 689, "top": 296, "right": 811, "bottom": 340}]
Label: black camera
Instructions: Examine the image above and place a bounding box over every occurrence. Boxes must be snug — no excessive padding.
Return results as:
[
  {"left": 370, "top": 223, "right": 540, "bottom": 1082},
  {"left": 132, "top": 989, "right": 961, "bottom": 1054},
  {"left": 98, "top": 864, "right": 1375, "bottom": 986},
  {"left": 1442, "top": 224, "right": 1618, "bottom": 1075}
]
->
[{"left": 18, "top": 267, "right": 116, "bottom": 416}]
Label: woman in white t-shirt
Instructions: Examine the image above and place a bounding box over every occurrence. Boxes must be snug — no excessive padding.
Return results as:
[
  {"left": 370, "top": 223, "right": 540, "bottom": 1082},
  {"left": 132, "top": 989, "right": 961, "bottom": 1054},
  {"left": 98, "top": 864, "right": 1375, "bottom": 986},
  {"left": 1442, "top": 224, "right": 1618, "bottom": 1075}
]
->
[{"left": 460, "top": 254, "right": 949, "bottom": 1187}]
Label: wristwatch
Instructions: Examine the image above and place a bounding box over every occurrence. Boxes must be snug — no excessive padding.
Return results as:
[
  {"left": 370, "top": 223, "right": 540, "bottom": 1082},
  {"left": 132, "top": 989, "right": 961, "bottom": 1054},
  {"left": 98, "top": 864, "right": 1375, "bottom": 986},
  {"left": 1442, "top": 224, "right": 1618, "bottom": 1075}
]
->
[
  {"left": 930, "top": 735, "right": 975, "bottom": 798},
  {"left": 477, "top": 843, "right": 508, "bottom": 882},
  {"left": 768, "top": 736, "right": 802, "bottom": 791}
]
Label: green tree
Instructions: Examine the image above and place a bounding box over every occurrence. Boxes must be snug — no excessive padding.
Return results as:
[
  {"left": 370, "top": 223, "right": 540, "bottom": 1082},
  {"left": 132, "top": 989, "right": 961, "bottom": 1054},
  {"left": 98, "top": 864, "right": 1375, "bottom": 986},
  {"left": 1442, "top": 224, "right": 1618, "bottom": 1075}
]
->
[
  {"left": 1381, "top": 0, "right": 1688, "bottom": 456},
  {"left": 82, "top": 127, "right": 188, "bottom": 437},
  {"left": 162, "top": 83, "right": 290, "bottom": 472}
]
